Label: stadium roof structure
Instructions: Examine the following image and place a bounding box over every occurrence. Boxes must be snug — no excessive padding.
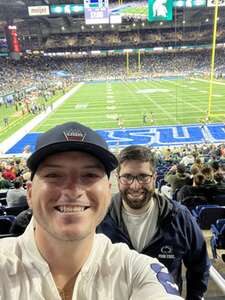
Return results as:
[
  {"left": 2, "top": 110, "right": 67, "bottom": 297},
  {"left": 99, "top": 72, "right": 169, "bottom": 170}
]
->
[{"left": 0, "top": 0, "right": 225, "bottom": 52}]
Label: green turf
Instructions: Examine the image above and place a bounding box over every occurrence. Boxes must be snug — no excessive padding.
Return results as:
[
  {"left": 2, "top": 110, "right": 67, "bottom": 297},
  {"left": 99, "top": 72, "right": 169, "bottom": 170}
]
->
[
  {"left": 1, "top": 78, "right": 225, "bottom": 139},
  {"left": 33, "top": 78, "right": 225, "bottom": 132},
  {"left": 0, "top": 89, "right": 69, "bottom": 143},
  {"left": 121, "top": 6, "right": 148, "bottom": 16}
]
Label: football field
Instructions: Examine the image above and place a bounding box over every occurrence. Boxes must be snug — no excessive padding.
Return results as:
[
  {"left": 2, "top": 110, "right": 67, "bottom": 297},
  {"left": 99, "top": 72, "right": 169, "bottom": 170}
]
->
[
  {"left": 3, "top": 78, "right": 225, "bottom": 153},
  {"left": 1, "top": 77, "right": 225, "bottom": 145},
  {"left": 34, "top": 77, "right": 225, "bottom": 132}
]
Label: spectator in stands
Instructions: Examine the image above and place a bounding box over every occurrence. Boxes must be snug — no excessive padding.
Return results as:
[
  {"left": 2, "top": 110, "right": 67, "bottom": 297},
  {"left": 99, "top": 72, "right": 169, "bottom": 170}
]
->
[
  {"left": 176, "top": 173, "right": 207, "bottom": 203},
  {"left": 213, "top": 171, "right": 225, "bottom": 187},
  {"left": 180, "top": 151, "right": 195, "bottom": 166},
  {"left": 22, "top": 145, "right": 32, "bottom": 161},
  {"left": 21, "top": 167, "right": 31, "bottom": 184},
  {"left": 0, "top": 122, "right": 183, "bottom": 300},
  {"left": 192, "top": 157, "right": 203, "bottom": 170},
  {"left": 210, "top": 160, "right": 220, "bottom": 173},
  {"left": 161, "top": 163, "right": 192, "bottom": 199},
  {"left": 97, "top": 145, "right": 210, "bottom": 300},
  {"left": 0, "top": 169, "right": 12, "bottom": 189},
  {"left": 6, "top": 179, "right": 27, "bottom": 207},
  {"left": 190, "top": 165, "right": 200, "bottom": 179},
  {"left": 201, "top": 165, "right": 215, "bottom": 185},
  {"left": 14, "top": 158, "right": 23, "bottom": 176},
  {"left": 2, "top": 165, "right": 16, "bottom": 181}
]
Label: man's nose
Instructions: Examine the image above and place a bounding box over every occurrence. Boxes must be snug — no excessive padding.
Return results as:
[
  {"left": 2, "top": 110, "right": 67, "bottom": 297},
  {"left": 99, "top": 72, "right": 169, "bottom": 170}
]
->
[
  {"left": 129, "top": 177, "right": 141, "bottom": 189},
  {"left": 64, "top": 177, "right": 84, "bottom": 196}
]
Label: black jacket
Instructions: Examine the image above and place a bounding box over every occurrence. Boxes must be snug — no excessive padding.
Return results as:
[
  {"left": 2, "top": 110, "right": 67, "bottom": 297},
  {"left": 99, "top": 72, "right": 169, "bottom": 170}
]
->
[{"left": 97, "top": 193, "right": 210, "bottom": 300}]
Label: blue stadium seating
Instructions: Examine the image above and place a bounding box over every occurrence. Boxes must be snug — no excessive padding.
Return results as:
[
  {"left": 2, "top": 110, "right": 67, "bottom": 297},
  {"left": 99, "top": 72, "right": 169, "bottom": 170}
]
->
[
  {"left": 192, "top": 205, "right": 225, "bottom": 229},
  {"left": 210, "top": 218, "right": 225, "bottom": 259},
  {"left": 0, "top": 215, "right": 16, "bottom": 237}
]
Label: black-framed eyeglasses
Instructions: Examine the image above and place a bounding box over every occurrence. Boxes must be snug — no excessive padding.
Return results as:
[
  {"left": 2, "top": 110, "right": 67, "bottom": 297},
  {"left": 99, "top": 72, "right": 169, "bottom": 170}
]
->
[{"left": 118, "top": 174, "right": 154, "bottom": 185}]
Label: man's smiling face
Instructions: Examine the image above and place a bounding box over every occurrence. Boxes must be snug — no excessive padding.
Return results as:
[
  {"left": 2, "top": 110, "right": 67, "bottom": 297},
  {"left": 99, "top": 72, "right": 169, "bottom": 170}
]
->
[{"left": 27, "top": 151, "right": 111, "bottom": 242}]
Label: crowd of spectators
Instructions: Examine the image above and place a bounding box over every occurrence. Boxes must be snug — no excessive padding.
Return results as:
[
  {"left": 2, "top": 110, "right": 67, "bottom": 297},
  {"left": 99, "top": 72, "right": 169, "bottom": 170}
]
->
[
  {"left": 0, "top": 56, "right": 75, "bottom": 123},
  {"left": 1, "top": 48, "right": 225, "bottom": 94},
  {"left": 28, "top": 24, "right": 225, "bottom": 51},
  {"left": 149, "top": 142, "right": 225, "bottom": 210},
  {"left": 0, "top": 148, "right": 31, "bottom": 208}
]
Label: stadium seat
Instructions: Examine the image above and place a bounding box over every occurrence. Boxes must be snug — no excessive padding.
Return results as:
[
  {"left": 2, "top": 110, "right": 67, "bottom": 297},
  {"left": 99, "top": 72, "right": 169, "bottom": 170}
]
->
[
  {"left": 0, "top": 189, "right": 8, "bottom": 199},
  {"left": 0, "top": 215, "right": 16, "bottom": 236},
  {"left": 192, "top": 205, "right": 225, "bottom": 229},
  {"left": 211, "top": 194, "right": 225, "bottom": 206},
  {"left": 181, "top": 195, "right": 208, "bottom": 211},
  {"left": 0, "top": 198, "right": 7, "bottom": 206},
  {"left": 210, "top": 218, "right": 225, "bottom": 259},
  {"left": 3, "top": 204, "right": 29, "bottom": 216}
]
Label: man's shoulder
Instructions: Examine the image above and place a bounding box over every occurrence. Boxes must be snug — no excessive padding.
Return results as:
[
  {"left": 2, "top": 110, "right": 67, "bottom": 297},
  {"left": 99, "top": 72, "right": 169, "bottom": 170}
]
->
[
  {"left": 167, "top": 199, "right": 194, "bottom": 222},
  {"left": 0, "top": 236, "right": 20, "bottom": 255},
  {"left": 0, "top": 236, "right": 19, "bottom": 245}
]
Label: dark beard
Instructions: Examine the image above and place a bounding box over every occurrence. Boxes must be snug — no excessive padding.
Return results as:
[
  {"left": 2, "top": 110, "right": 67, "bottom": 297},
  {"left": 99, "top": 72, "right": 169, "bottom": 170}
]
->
[{"left": 121, "top": 188, "right": 153, "bottom": 209}]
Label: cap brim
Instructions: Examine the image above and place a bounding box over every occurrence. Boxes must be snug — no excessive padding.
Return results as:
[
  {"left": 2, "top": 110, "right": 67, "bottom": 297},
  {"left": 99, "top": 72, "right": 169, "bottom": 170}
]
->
[{"left": 27, "top": 141, "right": 118, "bottom": 176}]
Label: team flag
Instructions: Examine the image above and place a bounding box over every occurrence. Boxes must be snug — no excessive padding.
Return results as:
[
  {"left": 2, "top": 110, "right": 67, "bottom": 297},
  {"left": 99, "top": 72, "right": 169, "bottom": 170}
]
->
[{"left": 148, "top": 0, "right": 173, "bottom": 22}]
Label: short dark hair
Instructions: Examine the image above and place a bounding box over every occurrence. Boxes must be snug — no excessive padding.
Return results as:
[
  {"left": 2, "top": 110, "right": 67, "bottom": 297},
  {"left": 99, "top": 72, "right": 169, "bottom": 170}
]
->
[
  {"left": 176, "top": 164, "right": 185, "bottom": 174},
  {"left": 214, "top": 171, "right": 224, "bottom": 183},
  {"left": 117, "top": 145, "right": 156, "bottom": 173},
  {"left": 193, "top": 173, "right": 205, "bottom": 186},
  {"left": 14, "top": 179, "right": 23, "bottom": 189},
  {"left": 210, "top": 160, "right": 220, "bottom": 171},
  {"left": 190, "top": 165, "right": 199, "bottom": 175}
]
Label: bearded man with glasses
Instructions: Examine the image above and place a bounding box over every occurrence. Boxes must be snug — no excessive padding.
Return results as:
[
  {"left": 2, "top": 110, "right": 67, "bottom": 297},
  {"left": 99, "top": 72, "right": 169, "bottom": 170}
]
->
[{"left": 97, "top": 145, "right": 210, "bottom": 300}]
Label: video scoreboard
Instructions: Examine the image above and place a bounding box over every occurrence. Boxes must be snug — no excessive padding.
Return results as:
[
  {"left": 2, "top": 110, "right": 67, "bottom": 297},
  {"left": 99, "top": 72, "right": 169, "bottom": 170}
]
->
[{"left": 84, "top": 0, "right": 109, "bottom": 24}]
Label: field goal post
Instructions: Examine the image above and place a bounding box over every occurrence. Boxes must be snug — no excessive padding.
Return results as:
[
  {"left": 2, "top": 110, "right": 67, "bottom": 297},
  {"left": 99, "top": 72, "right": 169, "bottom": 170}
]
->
[
  {"left": 125, "top": 49, "right": 142, "bottom": 77},
  {"left": 207, "top": 0, "right": 224, "bottom": 121}
]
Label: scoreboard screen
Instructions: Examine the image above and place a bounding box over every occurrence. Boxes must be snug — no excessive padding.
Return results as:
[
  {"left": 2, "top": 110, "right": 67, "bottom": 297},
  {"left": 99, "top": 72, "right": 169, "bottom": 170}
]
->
[{"left": 84, "top": 0, "right": 109, "bottom": 24}]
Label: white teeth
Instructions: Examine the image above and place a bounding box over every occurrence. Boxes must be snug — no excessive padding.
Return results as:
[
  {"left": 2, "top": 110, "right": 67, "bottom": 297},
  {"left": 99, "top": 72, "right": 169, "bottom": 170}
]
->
[{"left": 58, "top": 206, "right": 85, "bottom": 213}]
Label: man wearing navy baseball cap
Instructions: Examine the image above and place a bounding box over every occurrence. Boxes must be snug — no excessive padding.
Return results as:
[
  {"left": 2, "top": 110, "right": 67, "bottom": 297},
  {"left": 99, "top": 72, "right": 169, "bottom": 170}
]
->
[
  {"left": 27, "top": 121, "right": 118, "bottom": 179},
  {"left": 0, "top": 121, "right": 184, "bottom": 300}
]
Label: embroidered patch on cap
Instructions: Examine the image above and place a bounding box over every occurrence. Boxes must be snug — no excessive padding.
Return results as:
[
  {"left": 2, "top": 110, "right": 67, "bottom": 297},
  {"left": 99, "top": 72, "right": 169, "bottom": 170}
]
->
[{"left": 63, "top": 128, "right": 86, "bottom": 142}]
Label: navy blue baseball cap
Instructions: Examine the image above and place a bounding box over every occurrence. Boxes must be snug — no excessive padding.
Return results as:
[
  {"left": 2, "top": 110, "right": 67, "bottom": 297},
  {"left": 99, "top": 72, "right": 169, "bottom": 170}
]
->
[{"left": 27, "top": 122, "right": 118, "bottom": 179}]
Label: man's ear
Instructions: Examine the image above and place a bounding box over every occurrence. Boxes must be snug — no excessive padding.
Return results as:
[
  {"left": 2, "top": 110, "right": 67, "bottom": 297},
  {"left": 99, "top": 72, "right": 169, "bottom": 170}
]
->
[{"left": 26, "top": 181, "right": 33, "bottom": 209}]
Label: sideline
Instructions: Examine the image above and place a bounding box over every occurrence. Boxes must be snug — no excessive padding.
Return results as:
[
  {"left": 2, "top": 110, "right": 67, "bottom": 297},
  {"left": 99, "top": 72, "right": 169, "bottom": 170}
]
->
[
  {"left": 193, "top": 78, "right": 225, "bottom": 86},
  {"left": 0, "top": 83, "right": 84, "bottom": 154}
]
